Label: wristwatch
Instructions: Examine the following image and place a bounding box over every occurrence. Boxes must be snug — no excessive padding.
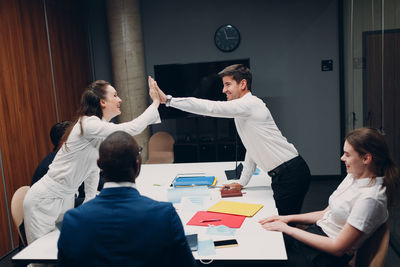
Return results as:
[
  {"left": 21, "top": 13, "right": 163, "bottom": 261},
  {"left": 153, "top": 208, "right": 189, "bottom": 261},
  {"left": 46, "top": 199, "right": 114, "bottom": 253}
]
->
[{"left": 165, "top": 95, "right": 172, "bottom": 107}]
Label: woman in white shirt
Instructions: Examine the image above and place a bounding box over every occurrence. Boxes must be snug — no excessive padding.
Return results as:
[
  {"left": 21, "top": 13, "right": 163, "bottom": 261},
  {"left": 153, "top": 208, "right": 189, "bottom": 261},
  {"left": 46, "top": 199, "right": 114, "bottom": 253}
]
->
[
  {"left": 23, "top": 79, "right": 161, "bottom": 244},
  {"left": 259, "top": 127, "right": 399, "bottom": 267}
]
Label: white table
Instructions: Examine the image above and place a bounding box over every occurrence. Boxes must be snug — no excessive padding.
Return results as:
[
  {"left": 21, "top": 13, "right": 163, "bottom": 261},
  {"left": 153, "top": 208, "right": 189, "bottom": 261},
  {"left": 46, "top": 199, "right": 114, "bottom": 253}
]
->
[{"left": 12, "top": 162, "right": 287, "bottom": 264}]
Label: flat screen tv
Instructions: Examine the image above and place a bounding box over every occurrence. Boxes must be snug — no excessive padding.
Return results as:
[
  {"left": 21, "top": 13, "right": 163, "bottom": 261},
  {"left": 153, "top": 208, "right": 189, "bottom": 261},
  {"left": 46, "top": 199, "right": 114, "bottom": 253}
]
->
[{"left": 154, "top": 59, "right": 250, "bottom": 119}]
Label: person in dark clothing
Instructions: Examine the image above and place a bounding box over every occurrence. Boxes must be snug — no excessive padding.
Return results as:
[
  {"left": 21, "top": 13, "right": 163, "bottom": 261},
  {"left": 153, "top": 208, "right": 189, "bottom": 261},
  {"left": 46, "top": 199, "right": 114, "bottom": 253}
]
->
[
  {"left": 58, "top": 131, "right": 196, "bottom": 267},
  {"left": 31, "top": 121, "right": 72, "bottom": 186}
]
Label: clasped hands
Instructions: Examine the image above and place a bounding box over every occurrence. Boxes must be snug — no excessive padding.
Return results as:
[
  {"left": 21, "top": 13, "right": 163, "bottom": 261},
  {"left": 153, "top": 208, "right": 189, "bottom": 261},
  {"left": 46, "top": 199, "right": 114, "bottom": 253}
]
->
[{"left": 258, "top": 215, "right": 292, "bottom": 234}]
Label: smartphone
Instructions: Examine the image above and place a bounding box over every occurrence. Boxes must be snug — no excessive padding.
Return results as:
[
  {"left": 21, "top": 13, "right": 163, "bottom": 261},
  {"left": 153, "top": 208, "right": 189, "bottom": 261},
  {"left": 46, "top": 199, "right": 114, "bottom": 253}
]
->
[
  {"left": 213, "top": 239, "right": 238, "bottom": 248},
  {"left": 185, "top": 234, "right": 198, "bottom": 251}
]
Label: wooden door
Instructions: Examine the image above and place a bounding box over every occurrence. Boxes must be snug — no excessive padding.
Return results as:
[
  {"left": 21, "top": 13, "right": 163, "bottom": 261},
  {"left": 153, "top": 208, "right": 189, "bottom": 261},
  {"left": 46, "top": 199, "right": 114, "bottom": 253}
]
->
[
  {"left": 364, "top": 30, "right": 400, "bottom": 167},
  {"left": 0, "top": 0, "right": 91, "bottom": 257},
  {"left": 0, "top": 0, "right": 57, "bottom": 255}
]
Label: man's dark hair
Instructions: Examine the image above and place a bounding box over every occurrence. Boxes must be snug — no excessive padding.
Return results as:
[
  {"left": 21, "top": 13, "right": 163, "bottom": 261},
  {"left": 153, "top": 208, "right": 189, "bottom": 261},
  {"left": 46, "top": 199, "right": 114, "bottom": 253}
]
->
[
  {"left": 50, "top": 121, "right": 72, "bottom": 150},
  {"left": 97, "top": 131, "right": 141, "bottom": 183},
  {"left": 218, "top": 64, "right": 252, "bottom": 90}
]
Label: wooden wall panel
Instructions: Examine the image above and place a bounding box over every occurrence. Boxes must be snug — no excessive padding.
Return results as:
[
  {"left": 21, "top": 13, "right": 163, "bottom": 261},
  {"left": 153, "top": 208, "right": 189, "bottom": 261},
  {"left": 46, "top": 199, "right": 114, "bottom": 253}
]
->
[
  {"left": 0, "top": 0, "right": 57, "bottom": 255},
  {"left": 0, "top": 0, "right": 92, "bottom": 257},
  {"left": 46, "top": 0, "right": 92, "bottom": 122}
]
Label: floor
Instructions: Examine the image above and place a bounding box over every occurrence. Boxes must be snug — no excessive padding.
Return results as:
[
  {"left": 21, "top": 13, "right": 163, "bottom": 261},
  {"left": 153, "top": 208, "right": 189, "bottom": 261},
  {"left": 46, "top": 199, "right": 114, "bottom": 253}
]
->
[{"left": 1, "top": 176, "right": 399, "bottom": 266}]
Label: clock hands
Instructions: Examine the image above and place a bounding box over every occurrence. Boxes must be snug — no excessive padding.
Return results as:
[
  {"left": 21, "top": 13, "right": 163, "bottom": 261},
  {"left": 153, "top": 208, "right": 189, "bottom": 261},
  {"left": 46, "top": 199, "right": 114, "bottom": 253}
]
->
[
  {"left": 215, "top": 24, "right": 240, "bottom": 52},
  {"left": 224, "top": 28, "right": 238, "bottom": 40}
]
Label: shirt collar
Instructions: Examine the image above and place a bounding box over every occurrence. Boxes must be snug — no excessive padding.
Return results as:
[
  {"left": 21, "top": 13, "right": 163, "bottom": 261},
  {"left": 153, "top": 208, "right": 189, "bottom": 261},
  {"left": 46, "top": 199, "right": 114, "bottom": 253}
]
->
[
  {"left": 103, "top": 182, "right": 136, "bottom": 189},
  {"left": 242, "top": 91, "right": 252, "bottom": 99},
  {"left": 350, "top": 174, "right": 384, "bottom": 187}
]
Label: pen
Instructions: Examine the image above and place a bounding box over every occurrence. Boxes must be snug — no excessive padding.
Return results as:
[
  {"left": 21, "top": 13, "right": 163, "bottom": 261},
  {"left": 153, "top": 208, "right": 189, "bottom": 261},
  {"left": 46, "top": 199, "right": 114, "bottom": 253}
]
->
[{"left": 200, "top": 219, "right": 221, "bottom": 223}]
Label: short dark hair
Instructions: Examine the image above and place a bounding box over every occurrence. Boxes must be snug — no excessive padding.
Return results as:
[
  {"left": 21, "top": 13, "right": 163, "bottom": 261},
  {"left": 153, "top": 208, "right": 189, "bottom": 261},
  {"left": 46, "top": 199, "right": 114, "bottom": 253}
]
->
[
  {"left": 218, "top": 64, "right": 252, "bottom": 90},
  {"left": 97, "top": 131, "right": 141, "bottom": 183},
  {"left": 50, "top": 121, "right": 72, "bottom": 150}
]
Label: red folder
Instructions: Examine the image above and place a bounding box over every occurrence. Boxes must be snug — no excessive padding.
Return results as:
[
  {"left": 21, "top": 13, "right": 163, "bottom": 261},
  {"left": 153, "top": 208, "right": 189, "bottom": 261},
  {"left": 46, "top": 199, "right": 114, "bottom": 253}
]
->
[{"left": 187, "top": 211, "right": 246, "bottom": 228}]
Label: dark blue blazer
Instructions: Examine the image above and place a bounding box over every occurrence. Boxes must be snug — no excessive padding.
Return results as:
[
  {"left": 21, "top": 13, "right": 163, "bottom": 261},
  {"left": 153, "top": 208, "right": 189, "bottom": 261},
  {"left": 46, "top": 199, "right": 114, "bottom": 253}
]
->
[{"left": 58, "top": 187, "right": 196, "bottom": 267}]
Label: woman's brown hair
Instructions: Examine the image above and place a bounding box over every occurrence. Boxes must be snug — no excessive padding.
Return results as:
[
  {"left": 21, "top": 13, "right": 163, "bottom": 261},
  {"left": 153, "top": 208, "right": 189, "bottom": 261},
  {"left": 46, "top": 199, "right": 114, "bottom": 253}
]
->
[
  {"left": 346, "top": 127, "right": 400, "bottom": 209},
  {"left": 58, "top": 80, "right": 110, "bottom": 150}
]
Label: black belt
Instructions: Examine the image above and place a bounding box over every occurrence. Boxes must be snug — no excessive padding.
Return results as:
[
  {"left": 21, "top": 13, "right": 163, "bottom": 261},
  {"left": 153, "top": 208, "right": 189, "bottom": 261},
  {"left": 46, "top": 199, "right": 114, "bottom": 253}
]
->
[{"left": 268, "top": 155, "right": 301, "bottom": 177}]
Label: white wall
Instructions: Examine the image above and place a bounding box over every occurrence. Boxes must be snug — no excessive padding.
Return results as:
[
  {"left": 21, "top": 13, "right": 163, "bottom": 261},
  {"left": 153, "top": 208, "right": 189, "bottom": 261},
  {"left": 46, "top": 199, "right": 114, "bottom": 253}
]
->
[{"left": 140, "top": 0, "right": 341, "bottom": 175}]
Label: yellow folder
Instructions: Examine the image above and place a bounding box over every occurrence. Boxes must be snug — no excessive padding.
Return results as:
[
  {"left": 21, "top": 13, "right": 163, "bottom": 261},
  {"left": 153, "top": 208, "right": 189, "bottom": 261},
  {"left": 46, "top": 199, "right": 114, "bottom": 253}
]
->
[{"left": 207, "top": 200, "right": 263, "bottom": 217}]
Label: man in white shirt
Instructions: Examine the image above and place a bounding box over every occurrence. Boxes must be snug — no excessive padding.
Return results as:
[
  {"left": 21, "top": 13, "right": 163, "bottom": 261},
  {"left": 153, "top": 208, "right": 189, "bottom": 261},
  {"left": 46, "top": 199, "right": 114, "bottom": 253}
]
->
[{"left": 151, "top": 64, "right": 311, "bottom": 215}]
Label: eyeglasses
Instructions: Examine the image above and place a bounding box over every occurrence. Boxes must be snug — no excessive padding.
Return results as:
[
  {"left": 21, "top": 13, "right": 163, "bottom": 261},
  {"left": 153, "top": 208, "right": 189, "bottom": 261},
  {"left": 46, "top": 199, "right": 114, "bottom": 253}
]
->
[{"left": 137, "top": 146, "right": 143, "bottom": 158}]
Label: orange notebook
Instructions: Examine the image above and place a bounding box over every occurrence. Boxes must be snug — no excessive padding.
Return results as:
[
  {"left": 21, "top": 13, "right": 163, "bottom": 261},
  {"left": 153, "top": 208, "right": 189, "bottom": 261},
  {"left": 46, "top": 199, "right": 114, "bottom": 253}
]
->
[{"left": 187, "top": 211, "right": 246, "bottom": 228}]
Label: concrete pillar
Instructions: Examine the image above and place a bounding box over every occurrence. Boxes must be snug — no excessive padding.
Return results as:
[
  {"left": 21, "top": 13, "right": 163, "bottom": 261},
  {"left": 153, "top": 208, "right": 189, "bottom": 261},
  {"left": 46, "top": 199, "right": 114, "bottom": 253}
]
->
[{"left": 107, "top": 0, "right": 150, "bottom": 159}]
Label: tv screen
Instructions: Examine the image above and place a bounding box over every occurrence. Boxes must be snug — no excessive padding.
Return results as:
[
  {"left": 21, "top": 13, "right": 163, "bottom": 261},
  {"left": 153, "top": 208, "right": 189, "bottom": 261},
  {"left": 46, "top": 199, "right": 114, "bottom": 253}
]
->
[{"left": 154, "top": 59, "right": 250, "bottom": 119}]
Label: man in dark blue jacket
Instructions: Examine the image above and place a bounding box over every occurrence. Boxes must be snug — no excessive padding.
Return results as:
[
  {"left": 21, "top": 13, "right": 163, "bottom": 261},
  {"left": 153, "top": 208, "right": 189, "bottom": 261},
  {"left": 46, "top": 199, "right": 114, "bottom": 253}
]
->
[{"left": 57, "top": 131, "right": 196, "bottom": 267}]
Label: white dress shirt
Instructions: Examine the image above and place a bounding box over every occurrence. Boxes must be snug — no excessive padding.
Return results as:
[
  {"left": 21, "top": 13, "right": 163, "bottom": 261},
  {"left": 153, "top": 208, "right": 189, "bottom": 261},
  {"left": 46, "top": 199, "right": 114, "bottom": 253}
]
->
[
  {"left": 103, "top": 182, "right": 137, "bottom": 189},
  {"left": 46, "top": 103, "right": 160, "bottom": 201},
  {"left": 316, "top": 174, "right": 388, "bottom": 253},
  {"left": 23, "top": 103, "right": 160, "bottom": 244},
  {"left": 170, "top": 92, "right": 298, "bottom": 186}
]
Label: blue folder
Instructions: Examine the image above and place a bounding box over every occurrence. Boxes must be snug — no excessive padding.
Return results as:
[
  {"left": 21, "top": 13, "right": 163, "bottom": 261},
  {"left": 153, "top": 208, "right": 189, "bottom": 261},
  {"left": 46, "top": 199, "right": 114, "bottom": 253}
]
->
[{"left": 172, "top": 176, "right": 217, "bottom": 187}]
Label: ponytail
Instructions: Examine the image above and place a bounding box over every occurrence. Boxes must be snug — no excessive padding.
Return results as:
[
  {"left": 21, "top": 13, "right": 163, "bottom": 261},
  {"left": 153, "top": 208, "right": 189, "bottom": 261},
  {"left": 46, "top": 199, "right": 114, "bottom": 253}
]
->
[{"left": 383, "top": 159, "right": 400, "bottom": 210}]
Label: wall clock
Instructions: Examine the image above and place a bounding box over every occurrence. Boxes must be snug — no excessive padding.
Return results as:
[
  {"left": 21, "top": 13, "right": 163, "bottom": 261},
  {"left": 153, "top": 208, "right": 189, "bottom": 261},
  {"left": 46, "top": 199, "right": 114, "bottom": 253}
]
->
[{"left": 214, "top": 24, "right": 241, "bottom": 52}]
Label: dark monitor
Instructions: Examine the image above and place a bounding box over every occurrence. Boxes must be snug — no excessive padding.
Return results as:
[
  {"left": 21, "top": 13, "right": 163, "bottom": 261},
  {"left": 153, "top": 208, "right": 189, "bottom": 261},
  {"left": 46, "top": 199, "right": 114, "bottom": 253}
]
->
[{"left": 154, "top": 59, "right": 250, "bottom": 119}]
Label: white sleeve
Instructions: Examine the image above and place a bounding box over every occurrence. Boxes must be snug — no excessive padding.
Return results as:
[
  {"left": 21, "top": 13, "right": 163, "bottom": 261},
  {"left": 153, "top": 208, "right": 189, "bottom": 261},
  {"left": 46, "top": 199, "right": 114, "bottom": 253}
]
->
[
  {"left": 82, "top": 103, "right": 160, "bottom": 138},
  {"left": 347, "top": 197, "right": 388, "bottom": 235},
  {"left": 170, "top": 97, "right": 252, "bottom": 118},
  {"left": 238, "top": 152, "right": 256, "bottom": 187},
  {"left": 83, "top": 170, "right": 99, "bottom": 203}
]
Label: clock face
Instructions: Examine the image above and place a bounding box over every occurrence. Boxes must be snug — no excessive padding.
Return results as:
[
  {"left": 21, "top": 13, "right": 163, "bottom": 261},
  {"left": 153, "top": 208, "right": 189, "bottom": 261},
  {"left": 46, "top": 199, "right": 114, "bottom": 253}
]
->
[{"left": 214, "top": 24, "right": 241, "bottom": 52}]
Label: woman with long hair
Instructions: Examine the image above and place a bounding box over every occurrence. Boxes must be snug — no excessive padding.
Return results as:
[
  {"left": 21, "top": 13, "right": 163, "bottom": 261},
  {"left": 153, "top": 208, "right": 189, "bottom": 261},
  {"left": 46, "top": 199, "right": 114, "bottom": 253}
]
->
[
  {"left": 24, "top": 78, "right": 161, "bottom": 244},
  {"left": 259, "top": 127, "right": 399, "bottom": 266}
]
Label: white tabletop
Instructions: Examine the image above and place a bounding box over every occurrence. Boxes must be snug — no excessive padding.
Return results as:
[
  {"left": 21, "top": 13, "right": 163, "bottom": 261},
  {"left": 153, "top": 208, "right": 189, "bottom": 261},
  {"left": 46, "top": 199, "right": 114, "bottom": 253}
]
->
[{"left": 13, "top": 161, "right": 287, "bottom": 263}]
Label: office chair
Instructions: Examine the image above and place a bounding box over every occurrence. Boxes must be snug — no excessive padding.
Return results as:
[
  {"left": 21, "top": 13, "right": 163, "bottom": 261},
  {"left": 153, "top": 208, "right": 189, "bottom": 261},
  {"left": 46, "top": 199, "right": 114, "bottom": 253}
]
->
[
  {"left": 350, "top": 221, "right": 390, "bottom": 267},
  {"left": 146, "top": 131, "right": 175, "bottom": 164},
  {"left": 11, "top": 186, "right": 30, "bottom": 247}
]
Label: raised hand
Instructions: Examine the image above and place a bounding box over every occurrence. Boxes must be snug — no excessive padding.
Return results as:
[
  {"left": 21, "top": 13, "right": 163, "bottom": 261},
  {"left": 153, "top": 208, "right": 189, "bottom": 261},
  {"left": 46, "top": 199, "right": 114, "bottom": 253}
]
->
[
  {"left": 148, "top": 76, "right": 160, "bottom": 107},
  {"left": 149, "top": 76, "right": 167, "bottom": 104}
]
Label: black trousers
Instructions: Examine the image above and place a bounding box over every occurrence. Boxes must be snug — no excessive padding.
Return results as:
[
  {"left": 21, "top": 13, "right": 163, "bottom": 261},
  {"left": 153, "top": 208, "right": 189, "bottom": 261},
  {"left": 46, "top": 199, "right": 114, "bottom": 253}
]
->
[
  {"left": 282, "top": 224, "right": 353, "bottom": 267},
  {"left": 269, "top": 155, "right": 311, "bottom": 215}
]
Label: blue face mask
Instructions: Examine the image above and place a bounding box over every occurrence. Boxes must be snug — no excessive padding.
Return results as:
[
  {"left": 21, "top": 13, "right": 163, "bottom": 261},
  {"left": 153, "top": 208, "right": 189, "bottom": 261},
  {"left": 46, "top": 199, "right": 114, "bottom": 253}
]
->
[
  {"left": 197, "top": 239, "right": 216, "bottom": 256},
  {"left": 206, "top": 225, "right": 236, "bottom": 236}
]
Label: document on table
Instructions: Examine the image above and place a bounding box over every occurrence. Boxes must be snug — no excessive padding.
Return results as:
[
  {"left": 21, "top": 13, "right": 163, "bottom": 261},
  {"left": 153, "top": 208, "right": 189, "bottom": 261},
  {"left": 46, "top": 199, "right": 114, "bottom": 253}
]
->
[
  {"left": 187, "top": 211, "right": 246, "bottom": 228},
  {"left": 207, "top": 200, "right": 263, "bottom": 217}
]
